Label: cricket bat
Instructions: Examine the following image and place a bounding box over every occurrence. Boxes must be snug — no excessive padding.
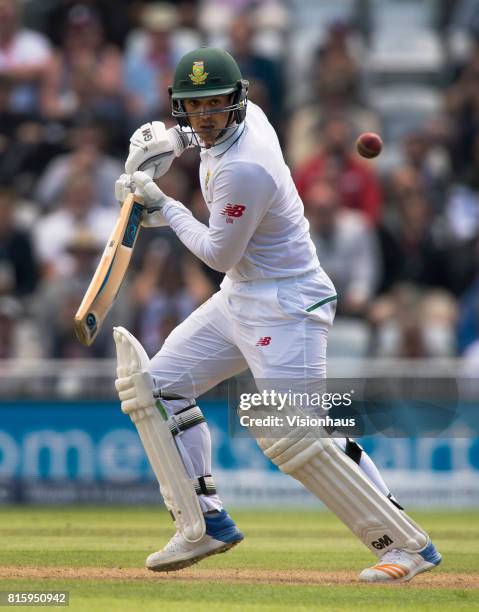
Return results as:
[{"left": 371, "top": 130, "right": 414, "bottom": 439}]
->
[{"left": 74, "top": 192, "right": 144, "bottom": 346}]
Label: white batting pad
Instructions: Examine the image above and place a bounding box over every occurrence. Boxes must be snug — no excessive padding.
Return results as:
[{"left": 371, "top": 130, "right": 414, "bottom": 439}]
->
[
  {"left": 113, "top": 326, "right": 205, "bottom": 542},
  {"left": 258, "top": 431, "right": 428, "bottom": 556}
]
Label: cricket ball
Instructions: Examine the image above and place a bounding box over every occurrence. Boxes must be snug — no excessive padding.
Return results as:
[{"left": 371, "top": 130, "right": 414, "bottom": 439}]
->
[{"left": 356, "top": 132, "right": 383, "bottom": 159}]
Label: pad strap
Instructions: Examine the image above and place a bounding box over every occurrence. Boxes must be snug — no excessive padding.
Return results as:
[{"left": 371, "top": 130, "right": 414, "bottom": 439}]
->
[
  {"left": 168, "top": 405, "right": 205, "bottom": 436},
  {"left": 345, "top": 439, "right": 363, "bottom": 465},
  {"left": 154, "top": 390, "right": 189, "bottom": 401},
  {"left": 194, "top": 475, "right": 217, "bottom": 496},
  {"left": 388, "top": 493, "right": 404, "bottom": 511}
]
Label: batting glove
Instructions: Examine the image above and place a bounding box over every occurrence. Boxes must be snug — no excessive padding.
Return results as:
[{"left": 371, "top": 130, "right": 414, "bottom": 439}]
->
[
  {"left": 132, "top": 170, "right": 170, "bottom": 228},
  {"left": 125, "top": 122, "right": 190, "bottom": 178},
  {"left": 114, "top": 172, "right": 169, "bottom": 228},
  {"left": 114, "top": 173, "right": 134, "bottom": 205}
]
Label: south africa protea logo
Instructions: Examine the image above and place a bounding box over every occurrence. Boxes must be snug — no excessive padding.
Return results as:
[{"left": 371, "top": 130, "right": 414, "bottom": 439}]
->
[{"left": 189, "top": 61, "right": 208, "bottom": 85}]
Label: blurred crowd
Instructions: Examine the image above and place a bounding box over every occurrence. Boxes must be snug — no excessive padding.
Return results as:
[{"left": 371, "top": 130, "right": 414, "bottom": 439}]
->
[{"left": 2, "top": 0, "right": 479, "bottom": 362}]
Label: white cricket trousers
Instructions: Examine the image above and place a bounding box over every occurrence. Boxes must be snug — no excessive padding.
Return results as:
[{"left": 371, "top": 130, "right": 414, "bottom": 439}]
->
[{"left": 148, "top": 267, "right": 390, "bottom": 512}]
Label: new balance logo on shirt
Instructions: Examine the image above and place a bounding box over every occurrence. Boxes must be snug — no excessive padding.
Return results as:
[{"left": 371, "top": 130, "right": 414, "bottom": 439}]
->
[
  {"left": 221, "top": 204, "right": 246, "bottom": 223},
  {"left": 256, "top": 336, "right": 271, "bottom": 346}
]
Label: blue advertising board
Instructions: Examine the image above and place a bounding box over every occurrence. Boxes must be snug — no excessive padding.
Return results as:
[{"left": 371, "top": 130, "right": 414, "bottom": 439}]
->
[{"left": 0, "top": 400, "right": 478, "bottom": 507}]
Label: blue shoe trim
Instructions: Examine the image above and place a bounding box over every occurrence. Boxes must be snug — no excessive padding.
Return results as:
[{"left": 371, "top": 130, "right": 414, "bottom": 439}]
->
[
  {"left": 204, "top": 510, "right": 244, "bottom": 544},
  {"left": 419, "top": 540, "right": 442, "bottom": 566}
]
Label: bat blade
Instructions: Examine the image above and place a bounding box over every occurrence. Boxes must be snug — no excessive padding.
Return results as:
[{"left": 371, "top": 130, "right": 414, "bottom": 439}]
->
[{"left": 74, "top": 193, "right": 144, "bottom": 346}]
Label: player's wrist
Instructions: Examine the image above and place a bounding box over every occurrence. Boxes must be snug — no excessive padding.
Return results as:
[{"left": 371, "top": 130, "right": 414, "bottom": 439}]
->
[{"left": 161, "top": 197, "right": 191, "bottom": 217}]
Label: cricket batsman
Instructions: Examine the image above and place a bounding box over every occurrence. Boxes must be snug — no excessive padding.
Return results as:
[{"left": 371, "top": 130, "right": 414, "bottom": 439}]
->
[{"left": 113, "top": 47, "right": 442, "bottom": 582}]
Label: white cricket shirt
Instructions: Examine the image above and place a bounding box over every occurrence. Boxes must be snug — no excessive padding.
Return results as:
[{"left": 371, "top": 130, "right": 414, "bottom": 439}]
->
[{"left": 161, "top": 102, "right": 320, "bottom": 281}]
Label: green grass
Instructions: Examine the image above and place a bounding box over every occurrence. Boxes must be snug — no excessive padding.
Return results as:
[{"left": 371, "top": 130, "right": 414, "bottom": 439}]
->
[{"left": 0, "top": 507, "right": 477, "bottom": 611}]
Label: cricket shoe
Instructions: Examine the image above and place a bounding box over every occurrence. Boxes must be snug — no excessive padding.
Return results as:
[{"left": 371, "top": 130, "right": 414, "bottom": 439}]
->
[
  {"left": 146, "top": 509, "right": 244, "bottom": 572},
  {"left": 359, "top": 541, "right": 442, "bottom": 583}
]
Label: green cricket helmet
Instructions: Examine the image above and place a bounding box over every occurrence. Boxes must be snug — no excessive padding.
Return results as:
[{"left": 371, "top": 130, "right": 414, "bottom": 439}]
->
[{"left": 168, "top": 47, "right": 249, "bottom": 128}]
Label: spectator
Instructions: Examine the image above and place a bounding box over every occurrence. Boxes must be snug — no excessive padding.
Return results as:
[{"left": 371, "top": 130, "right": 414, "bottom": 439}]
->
[
  {"left": 123, "top": 3, "right": 183, "bottom": 123},
  {"left": 444, "top": 130, "right": 479, "bottom": 241},
  {"left": 41, "top": 3, "right": 125, "bottom": 125},
  {"left": 0, "top": 87, "right": 52, "bottom": 192},
  {"left": 376, "top": 186, "right": 447, "bottom": 294},
  {"left": 166, "top": 0, "right": 202, "bottom": 58},
  {"left": 0, "top": 188, "right": 38, "bottom": 297},
  {"left": 286, "top": 22, "right": 377, "bottom": 167},
  {"left": 370, "top": 285, "right": 457, "bottom": 358},
  {"left": 400, "top": 130, "right": 451, "bottom": 213},
  {"left": 131, "top": 164, "right": 196, "bottom": 269},
  {"left": 444, "top": 182, "right": 479, "bottom": 240},
  {"left": 34, "top": 228, "right": 129, "bottom": 358},
  {"left": 131, "top": 240, "right": 199, "bottom": 355},
  {"left": 294, "top": 116, "right": 383, "bottom": 224},
  {"left": 0, "top": 0, "right": 51, "bottom": 114},
  {"left": 456, "top": 236, "right": 479, "bottom": 353},
  {"left": 314, "top": 22, "right": 362, "bottom": 107},
  {"left": 0, "top": 75, "right": 38, "bottom": 187},
  {"left": 450, "top": 0, "right": 479, "bottom": 38},
  {"left": 33, "top": 171, "right": 116, "bottom": 278},
  {"left": 444, "top": 232, "right": 479, "bottom": 296},
  {"left": 35, "top": 121, "right": 123, "bottom": 210},
  {"left": 459, "top": 130, "right": 479, "bottom": 190},
  {"left": 228, "top": 12, "right": 283, "bottom": 129},
  {"left": 0, "top": 296, "right": 37, "bottom": 358},
  {"left": 388, "top": 165, "right": 424, "bottom": 201},
  {"left": 41, "top": 0, "right": 132, "bottom": 50},
  {"left": 0, "top": 0, "right": 56, "bottom": 186},
  {"left": 384, "top": 165, "right": 425, "bottom": 226},
  {"left": 0, "top": 296, "right": 20, "bottom": 358},
  {"left": 445, "top": 38, "right": 479, "bottom": 172},
  {"left": 182, "top": 253, "right": 217, "bottom": 303},
  {"left": 305, "top": 181, "right": 380, "bottom": 317}
]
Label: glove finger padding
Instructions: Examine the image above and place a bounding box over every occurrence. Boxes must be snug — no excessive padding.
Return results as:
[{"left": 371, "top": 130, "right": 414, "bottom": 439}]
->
[
  {"left": 132, "top": 168, "right": 168, "bottom": 227},
  {"left": 115, "top": 173, "right": 134, "bottom": 205},
  {"left": 133, "top": 170, "right": 166, "bottom": 202}
]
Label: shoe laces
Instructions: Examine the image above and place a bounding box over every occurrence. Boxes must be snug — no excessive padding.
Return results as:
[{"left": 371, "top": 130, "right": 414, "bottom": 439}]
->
[
  {"left": 162, "top": 531, "right": 186, "bottom": 553},
  {"left": 378, "top": 548, "right": 409, "bottom": 564}
]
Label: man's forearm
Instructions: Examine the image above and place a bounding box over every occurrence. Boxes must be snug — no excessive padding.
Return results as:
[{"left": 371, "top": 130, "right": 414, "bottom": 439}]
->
[{"left": 162, "top": 200, "right": 233, "bottom": 272}]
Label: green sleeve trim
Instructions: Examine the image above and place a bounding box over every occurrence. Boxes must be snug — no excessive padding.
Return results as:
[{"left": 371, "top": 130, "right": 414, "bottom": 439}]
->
[{"left": 306, "top": 295, "right": 338, "bottom": 313}]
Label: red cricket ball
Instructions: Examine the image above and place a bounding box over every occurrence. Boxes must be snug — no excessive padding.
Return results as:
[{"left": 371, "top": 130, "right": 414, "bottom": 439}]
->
[{"left": 356, "top": 132, "right": 383, "bottom": 159}]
